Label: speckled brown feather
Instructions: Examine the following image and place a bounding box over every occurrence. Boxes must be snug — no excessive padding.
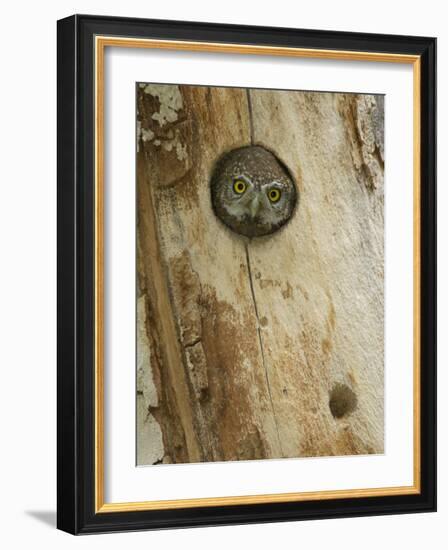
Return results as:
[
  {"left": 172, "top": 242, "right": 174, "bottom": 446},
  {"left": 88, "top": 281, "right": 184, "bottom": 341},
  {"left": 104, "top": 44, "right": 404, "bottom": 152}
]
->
[{"left": 210, "top": 146, "right": 298, "bottom": 238}]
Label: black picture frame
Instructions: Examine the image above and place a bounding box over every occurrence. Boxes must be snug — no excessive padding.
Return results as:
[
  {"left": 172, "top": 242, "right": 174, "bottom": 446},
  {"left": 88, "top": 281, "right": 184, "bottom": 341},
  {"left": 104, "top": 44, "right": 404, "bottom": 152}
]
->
[{"left": 57, "top": 14, "right": 436, "bottom": 534}]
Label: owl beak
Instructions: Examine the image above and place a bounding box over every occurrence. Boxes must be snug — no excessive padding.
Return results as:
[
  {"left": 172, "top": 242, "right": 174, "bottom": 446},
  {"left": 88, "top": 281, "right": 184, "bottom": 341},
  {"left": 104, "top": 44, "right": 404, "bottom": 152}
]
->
[{"left": 249, "top": 196, "right": 261, "bottom": 219}]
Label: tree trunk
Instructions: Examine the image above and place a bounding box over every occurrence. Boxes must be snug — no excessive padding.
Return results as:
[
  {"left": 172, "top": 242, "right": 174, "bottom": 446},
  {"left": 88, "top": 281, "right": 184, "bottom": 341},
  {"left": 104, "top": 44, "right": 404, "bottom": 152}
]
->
[{"left": 136, "top": 83, "right": 384, "bottom": 465}]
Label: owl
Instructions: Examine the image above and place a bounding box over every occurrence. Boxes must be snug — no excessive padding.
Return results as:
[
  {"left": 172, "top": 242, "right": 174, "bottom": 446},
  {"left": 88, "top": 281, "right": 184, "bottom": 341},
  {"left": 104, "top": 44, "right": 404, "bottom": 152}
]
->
[{"left": 210, "top": 146, "right": 298, "bottom": 238}]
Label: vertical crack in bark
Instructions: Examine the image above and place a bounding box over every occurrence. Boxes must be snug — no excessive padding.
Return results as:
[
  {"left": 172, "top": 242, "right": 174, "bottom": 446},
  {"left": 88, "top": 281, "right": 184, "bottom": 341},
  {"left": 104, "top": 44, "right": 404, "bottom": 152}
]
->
[
  {"left": 246, "top": 89, "right": 255, "bottom": 145},
  {"left": 245, "top": 243, "right": 284, "bottom": 456}
]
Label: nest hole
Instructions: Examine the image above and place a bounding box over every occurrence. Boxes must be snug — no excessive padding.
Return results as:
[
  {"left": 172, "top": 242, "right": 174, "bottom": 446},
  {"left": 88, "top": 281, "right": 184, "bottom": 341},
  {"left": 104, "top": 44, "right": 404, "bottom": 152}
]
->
[{"left": 329, "top": 383, "right": 357, "bottom": 419}]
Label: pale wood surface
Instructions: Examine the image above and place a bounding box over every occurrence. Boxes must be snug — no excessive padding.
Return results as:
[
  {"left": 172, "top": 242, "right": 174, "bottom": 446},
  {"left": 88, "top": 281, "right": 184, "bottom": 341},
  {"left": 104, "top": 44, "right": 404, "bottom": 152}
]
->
[{"left": 136, "top": 83, "right": 384, "bottom": 465}]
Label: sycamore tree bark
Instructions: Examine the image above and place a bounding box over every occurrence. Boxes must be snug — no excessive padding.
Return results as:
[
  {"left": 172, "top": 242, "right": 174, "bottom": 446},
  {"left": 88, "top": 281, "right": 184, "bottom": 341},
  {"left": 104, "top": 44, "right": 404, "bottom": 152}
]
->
[{"left": 136, "top": 83, "right": 384, "bottom": 465}]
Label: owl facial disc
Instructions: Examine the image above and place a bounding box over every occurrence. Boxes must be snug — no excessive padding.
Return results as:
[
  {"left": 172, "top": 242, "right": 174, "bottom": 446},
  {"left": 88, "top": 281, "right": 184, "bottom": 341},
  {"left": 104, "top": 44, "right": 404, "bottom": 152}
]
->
[{"left": 210, "top": 146, "right": 298, "bottom": 238}]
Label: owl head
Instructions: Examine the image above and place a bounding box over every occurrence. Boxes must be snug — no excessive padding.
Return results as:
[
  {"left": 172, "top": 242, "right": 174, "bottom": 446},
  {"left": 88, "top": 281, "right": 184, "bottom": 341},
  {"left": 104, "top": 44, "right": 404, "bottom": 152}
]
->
[{"left": 210, "top": 146, "right": 298, "bottom": 238}]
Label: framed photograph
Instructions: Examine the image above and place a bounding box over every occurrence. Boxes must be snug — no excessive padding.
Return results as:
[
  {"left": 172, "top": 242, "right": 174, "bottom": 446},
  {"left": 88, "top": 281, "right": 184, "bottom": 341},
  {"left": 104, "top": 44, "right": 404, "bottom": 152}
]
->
[{"left": 57, "top": 14, "right": 436, "bottom": 534}]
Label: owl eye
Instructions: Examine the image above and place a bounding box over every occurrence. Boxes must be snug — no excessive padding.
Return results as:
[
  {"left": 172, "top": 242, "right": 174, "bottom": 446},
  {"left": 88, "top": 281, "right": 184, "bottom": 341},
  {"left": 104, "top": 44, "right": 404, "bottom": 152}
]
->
[
  {"left": 268, "top": 188, "right": 281, "bottom": 203},
  {"left": 233, "top": 179, "right": 247, "bottom": 194}
]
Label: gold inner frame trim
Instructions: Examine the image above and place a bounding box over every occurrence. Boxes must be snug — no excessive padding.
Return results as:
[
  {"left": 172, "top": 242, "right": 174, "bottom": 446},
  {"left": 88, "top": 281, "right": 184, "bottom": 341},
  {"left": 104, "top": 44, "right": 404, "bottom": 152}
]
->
[{"left": 94, "top": 35, "right": 421, "bottom": 514}]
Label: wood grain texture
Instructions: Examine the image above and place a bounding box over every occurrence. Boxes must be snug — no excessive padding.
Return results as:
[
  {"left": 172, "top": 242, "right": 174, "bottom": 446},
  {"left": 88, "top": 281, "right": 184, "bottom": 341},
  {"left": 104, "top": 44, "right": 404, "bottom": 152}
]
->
[{"left": 136, "top": 83, "right": 384, "bottom": 464}]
